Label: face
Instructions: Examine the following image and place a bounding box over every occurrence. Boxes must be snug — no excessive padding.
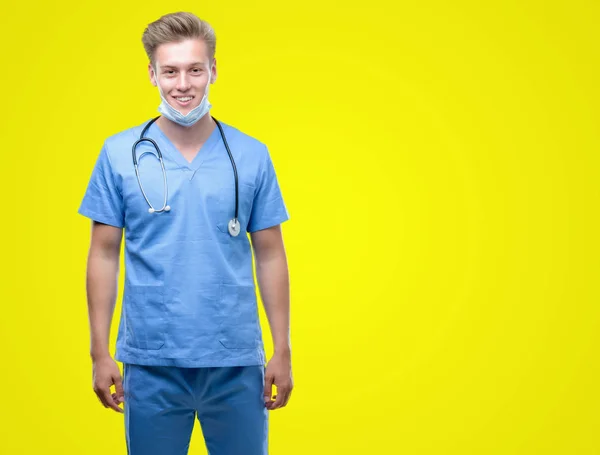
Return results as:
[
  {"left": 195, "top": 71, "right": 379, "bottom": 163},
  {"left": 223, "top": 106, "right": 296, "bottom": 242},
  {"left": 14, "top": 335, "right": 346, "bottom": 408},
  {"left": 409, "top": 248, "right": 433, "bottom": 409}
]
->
[{"left": 149, "top": 38, "right": 217, "bottom": 113}]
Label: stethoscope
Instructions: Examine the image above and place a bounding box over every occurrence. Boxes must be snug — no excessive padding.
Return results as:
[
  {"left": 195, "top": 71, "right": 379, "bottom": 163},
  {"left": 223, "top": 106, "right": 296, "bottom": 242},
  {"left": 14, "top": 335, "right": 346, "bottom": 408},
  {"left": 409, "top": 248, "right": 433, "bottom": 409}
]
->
[{"left": 131, "top": 115, "right": 241, "bottom": 237}]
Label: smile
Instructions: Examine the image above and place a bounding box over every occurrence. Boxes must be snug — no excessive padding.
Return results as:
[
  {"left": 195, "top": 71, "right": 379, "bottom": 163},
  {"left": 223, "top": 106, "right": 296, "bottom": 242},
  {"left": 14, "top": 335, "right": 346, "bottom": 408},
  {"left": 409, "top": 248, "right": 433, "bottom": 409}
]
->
[{"left": 173, "top": 96, "right": 194, "bottom": 106}]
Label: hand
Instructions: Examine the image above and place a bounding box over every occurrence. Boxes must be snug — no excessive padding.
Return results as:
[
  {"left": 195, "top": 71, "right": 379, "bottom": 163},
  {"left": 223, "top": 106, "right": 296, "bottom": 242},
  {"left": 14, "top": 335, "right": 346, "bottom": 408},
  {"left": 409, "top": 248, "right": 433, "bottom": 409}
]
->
[
  {"left": 264, "top": 350, "right": 293, "bottom": 410},
  {"left": 92, "top": 356, "right": 124, "bottom": 413}
]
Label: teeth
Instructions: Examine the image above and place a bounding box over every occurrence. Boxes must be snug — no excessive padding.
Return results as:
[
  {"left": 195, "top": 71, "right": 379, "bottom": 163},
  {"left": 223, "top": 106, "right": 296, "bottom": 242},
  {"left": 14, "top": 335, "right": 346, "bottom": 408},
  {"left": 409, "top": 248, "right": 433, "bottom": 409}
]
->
[{"left": 176, "top": 97, "right": 192, "bottom": 101}]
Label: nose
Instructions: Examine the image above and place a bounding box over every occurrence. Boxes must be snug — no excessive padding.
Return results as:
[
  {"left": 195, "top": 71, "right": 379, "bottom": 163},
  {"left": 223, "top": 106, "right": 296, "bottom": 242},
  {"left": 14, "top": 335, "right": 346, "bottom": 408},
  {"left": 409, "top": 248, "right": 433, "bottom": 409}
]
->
[{"left": 176, "top": 73, "right": 191, "bottom": 92}]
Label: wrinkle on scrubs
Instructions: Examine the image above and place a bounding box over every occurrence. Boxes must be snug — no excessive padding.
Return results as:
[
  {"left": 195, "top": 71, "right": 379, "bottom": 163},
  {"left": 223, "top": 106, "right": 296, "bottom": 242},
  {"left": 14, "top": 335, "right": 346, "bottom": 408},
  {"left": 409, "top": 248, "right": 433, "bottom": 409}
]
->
[{"left": 78, "top": 119, "right": 290, "bottom": 368}]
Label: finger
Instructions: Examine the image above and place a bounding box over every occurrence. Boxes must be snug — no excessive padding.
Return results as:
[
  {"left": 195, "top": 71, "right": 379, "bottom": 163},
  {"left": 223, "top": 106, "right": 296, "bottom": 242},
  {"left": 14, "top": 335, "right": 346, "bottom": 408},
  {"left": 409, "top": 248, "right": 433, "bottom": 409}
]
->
[
  {"left": 275, "top": 383, "right": 294, "bottom": 409},
  {"left": 95, "top": 392, "right": 108, "bottom": 408},
  {"left": 114, "top": 374, "right": 125, "bottom": 403},
  {"left": 94, "top": 386, "right": 109, "bottom": 408},
  {"left": 266, "top": 384, "right": 280, "bottom": 409},
  {"left": 101, "top": 387, "right": 123, "bottom": 413},
  {"left": 112, "top": 392, "right": 123, "bottom": 405},
  {"left": 265, "top": 393, "right": 277, "bottom": 410},
  {"left": 281, "top": 387, "right": 293, "bottom": 407},
  {"left": 263, "top": 374, "right": 274, "bottom": 405},
  {"left": 270, "top": 386, "right": 287, "bottom": 409}
]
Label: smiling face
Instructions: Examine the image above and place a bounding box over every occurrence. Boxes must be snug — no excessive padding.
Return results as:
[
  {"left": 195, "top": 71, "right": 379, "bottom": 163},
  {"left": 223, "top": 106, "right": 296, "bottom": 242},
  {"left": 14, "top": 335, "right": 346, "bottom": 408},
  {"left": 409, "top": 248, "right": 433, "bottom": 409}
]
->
[{"left": 149, "top": 38, "right": 217, "bottom": 113}]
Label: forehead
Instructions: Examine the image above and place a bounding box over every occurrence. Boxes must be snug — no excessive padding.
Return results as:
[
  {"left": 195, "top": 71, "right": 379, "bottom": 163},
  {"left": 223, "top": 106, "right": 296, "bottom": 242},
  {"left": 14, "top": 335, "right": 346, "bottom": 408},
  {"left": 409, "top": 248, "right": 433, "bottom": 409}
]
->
[{"left": 154, "top": 38, "right": 210, "bottom": 67}]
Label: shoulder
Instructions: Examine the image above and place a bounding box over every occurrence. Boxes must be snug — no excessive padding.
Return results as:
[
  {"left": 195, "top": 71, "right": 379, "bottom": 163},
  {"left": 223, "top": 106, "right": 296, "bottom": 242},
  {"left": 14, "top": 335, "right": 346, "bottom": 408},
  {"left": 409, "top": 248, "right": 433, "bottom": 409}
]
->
[
  {"left": 216, "top": 120, "right": 275, "bottom": 187},
  {"left": 101, "top": 119, "right": 155, "bottom": 168},
  {"left": 104, "top": 119, "right": 151, "bottom": 150},
  {"left": 218, "top": 120, "right": 269, "bottom": 158}
]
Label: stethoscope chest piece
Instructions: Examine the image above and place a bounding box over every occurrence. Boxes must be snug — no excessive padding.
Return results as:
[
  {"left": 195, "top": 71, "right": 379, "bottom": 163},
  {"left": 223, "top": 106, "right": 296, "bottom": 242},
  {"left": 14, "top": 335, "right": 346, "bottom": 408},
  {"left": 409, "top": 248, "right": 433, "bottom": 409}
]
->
[{"left": 228, "top": 218, "right": 241, "bottom": 237}]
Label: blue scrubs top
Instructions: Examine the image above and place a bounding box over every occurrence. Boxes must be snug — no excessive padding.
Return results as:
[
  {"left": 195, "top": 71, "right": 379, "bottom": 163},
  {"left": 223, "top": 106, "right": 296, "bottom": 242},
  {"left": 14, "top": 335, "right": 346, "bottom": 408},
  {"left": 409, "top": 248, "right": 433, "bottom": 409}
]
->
[{"left": 78, "top": 118, "right": 290, "bottom": 367}]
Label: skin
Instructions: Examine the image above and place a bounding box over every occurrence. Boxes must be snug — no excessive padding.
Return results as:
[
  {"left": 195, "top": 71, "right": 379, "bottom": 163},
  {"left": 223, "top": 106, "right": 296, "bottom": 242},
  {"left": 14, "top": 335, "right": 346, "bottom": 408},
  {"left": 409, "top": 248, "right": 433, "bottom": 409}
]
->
[{"left": 87, "top": 37, "right": 293, "bottom": 413}]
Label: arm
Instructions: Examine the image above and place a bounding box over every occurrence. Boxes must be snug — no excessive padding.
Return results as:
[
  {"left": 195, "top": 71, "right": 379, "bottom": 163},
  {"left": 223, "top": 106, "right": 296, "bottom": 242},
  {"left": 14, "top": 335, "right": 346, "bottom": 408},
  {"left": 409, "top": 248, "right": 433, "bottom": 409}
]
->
[
  {"left": 86, "top": 221, "right": 124, "bottom": 413},
  {"left": 87, "top": 221, "right": 123, "bottom": 359},
  {"left": 250, "top": 224, "right": 293, "bottom": 410}
]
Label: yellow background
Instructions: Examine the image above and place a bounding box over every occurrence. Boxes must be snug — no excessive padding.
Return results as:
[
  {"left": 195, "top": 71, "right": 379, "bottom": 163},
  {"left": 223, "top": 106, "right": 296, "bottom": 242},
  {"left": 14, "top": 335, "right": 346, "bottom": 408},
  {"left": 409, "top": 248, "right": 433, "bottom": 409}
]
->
[{"left": 1, "top": 1, "right": 599, "bottom": 453}]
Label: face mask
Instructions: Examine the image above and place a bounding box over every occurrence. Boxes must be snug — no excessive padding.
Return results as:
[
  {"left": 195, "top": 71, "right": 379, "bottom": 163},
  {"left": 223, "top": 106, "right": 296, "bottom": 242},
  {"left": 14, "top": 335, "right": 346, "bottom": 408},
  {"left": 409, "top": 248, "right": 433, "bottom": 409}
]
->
[{"left": 155, "top": 65, "right": 212, "bottom": 127}]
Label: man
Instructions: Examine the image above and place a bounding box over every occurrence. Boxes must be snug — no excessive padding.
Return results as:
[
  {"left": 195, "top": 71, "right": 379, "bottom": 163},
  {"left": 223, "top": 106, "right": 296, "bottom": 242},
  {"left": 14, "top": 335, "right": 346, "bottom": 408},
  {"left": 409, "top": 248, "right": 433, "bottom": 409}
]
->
[{"left": 78, "top": 11, "right": 292, "bottom": 455}]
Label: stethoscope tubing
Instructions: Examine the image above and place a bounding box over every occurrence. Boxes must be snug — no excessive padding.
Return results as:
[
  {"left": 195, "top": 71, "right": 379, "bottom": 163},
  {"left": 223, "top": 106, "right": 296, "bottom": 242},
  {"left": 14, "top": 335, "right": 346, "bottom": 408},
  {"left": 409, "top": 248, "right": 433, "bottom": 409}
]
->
[{"left": 131, "top": 115, "right": 239, "bottom": 221}]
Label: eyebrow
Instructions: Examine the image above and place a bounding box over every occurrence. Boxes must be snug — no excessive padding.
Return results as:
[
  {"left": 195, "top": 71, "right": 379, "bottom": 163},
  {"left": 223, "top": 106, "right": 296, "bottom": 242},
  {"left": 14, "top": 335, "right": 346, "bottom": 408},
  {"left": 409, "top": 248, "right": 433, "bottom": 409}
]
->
[{"left": 161, "top": 62, "right": 206, "bottom": 69}]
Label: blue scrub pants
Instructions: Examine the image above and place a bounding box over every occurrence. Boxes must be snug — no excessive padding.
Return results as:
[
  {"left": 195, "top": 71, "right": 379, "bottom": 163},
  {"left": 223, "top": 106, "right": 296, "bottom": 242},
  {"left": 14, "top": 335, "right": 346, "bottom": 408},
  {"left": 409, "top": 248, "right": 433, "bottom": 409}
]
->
[{"left": 123, "top": 364, "right": 268, "bottom": 455}]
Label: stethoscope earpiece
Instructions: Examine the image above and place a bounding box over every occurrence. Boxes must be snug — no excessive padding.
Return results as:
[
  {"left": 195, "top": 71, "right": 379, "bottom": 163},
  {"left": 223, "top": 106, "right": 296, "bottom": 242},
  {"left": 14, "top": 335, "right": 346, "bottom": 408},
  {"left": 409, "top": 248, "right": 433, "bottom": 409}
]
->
[{"left": 132, "top": 116, "right": 239, "bottom": 236}]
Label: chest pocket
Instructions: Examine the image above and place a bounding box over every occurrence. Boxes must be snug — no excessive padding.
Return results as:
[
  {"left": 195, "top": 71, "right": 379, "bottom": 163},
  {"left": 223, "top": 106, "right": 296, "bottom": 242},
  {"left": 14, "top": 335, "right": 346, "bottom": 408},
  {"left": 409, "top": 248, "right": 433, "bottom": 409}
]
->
[{"left": 217, "top": 182, "right": 256, "bottom": 234}]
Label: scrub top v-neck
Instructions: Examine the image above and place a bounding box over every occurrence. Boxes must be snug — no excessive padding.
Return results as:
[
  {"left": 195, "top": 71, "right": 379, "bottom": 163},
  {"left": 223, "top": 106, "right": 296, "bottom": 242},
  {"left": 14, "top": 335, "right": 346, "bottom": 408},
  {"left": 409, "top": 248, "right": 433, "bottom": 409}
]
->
[
  {"left": 78, "top": 118, "right": 290, "bottom": 368},
  {"left": 151, "top": 120, "right": 221, "bottom": 172}
]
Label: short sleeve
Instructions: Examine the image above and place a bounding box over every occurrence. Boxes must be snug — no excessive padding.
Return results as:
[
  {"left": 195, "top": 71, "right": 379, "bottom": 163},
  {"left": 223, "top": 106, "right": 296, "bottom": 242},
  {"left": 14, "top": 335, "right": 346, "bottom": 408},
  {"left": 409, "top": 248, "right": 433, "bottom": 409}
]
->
[
  {"left": 247, "top": 146, "right": 290, "bottom": 233},
  {"left": 78, "top": 144, "right": 125, "bottom": 228}
]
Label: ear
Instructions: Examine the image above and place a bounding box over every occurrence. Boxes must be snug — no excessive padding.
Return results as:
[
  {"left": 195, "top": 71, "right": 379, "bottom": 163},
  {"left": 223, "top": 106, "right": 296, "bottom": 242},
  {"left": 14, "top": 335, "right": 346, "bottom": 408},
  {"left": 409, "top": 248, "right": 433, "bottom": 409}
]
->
[
  {"left": 211, "top": 58, "right": 218, "bottom": 83},
  {"left": 148, "top": 62, "right": 157, "bottom": 86}
]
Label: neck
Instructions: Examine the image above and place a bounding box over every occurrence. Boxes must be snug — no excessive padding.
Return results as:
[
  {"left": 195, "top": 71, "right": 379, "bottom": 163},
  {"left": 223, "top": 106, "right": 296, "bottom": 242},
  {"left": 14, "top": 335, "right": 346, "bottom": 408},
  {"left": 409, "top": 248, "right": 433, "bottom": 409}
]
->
[{"left": 156, "top": 113, "right": 216, "bottom": 147}]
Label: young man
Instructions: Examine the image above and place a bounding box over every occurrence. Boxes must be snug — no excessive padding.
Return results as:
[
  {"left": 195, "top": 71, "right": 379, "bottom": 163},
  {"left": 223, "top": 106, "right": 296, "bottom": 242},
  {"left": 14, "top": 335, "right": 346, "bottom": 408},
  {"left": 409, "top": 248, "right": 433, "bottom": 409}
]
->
[{"left": 78, "top": 12, "right": 292, "bottom": 455}]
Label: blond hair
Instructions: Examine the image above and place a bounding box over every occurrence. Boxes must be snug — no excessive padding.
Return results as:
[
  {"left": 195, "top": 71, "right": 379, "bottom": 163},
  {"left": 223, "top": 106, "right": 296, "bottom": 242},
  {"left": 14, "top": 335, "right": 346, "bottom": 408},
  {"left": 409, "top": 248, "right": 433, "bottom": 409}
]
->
[{"left": 142, "top": 12, "right": 216, "bottom": 66}]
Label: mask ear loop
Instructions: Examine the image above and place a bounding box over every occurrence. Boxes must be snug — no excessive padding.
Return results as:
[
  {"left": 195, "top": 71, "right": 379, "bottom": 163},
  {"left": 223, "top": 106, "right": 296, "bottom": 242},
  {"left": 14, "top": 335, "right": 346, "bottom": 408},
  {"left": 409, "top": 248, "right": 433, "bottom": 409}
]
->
[{"left": 200, "top": 65, "right": 213, "bottom": 103}]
